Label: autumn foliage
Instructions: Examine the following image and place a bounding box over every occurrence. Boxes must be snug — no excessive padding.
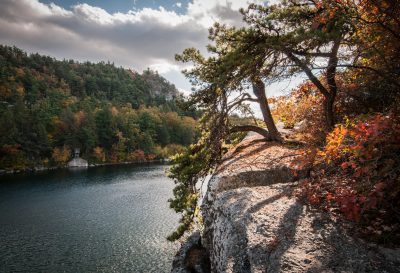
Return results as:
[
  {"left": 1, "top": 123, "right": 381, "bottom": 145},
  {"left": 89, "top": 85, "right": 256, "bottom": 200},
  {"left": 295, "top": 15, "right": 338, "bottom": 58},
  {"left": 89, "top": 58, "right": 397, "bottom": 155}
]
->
[
  {"left": 271, "top": 81, "right": 326, "bottom": 143},
  {"left": 0, "top": 45, "right": 199, "bottom": 171},
  {"left": 168, "top": 0, "right": 400, "bottom": 243},
  {"left": 297, "top": 112, "right": 400, "bottom": 244},
  {"left": 92, "top": 146, "right": 106, "bottom": 163},
  {"left": 52, "top": 145, "right": 71, "bottom": 165}
]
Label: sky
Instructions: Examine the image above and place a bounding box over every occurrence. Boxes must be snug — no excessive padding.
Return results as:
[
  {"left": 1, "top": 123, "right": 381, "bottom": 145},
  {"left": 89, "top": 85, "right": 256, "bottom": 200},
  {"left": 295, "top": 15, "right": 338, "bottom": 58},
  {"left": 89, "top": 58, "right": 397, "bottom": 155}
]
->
[{"left": 0, "top": 0, "right": 303, "bottom": 104}]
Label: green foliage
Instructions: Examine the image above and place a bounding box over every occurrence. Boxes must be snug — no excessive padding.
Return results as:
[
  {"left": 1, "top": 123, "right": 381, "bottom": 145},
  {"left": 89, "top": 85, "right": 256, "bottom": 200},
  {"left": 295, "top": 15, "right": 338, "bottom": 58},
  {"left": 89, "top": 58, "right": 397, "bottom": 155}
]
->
[
  {"left": 167, "top": 140, "right": 211, "bottom": 241},
  {"left": 167, "top": 113, "right": 248, "bottom": 240},
  {"left": 0, "top": 45, "right": 198, "bottom": 170}
]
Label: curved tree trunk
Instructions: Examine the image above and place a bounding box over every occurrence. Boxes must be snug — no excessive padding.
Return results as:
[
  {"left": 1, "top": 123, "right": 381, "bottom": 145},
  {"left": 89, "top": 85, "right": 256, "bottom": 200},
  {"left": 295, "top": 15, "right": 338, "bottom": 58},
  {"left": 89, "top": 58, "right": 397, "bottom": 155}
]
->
[
  {"left": 230, "top": 125, "right": 271, "bottom": 140},
  {"left": 252, "top": 79, "right": 282, "bottom": 141},
  {"left": 283, "top": 37, "right": 341, "bottom": 130},
  {"left": 325, "top": 38, "right": 341, "bottom": 129}
]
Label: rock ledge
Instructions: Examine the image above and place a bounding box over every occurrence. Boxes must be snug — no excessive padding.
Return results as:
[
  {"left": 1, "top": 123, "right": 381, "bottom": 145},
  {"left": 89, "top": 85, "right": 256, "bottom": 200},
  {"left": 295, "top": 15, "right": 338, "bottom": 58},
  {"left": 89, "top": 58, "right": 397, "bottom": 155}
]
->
[{"left": 173, "top": 135, "right": 400, "bottom": 273}]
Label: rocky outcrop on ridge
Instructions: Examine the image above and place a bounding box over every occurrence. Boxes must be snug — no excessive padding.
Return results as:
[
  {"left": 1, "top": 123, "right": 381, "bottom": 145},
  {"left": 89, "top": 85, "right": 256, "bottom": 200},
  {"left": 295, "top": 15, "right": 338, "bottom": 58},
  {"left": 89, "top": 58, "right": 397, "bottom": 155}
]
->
[{"left": 173, "top": 135, "right": 400, "bottom": 273}]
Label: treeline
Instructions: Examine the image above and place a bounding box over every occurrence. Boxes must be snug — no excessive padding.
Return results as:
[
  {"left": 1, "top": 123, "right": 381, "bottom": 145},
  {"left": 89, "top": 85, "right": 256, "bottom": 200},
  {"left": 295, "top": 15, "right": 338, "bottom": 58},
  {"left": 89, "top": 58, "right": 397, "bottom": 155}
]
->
[{"left": 0, "top": 45, "right": 199, "bottom": 171}]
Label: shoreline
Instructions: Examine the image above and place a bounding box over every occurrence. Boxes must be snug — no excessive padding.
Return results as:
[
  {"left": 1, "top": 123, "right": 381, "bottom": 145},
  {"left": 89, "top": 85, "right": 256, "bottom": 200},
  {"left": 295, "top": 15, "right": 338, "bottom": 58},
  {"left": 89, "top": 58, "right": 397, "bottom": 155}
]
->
[{"left": 0, "top": 158, "right": 170, "bottom": 176}]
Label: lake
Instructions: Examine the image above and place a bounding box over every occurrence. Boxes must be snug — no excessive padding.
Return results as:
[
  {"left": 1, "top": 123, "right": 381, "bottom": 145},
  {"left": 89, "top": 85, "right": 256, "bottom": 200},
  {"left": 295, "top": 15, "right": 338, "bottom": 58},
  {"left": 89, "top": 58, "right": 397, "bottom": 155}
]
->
[{"left": 0, "top": 164, "right": 179, "bottom": 273}]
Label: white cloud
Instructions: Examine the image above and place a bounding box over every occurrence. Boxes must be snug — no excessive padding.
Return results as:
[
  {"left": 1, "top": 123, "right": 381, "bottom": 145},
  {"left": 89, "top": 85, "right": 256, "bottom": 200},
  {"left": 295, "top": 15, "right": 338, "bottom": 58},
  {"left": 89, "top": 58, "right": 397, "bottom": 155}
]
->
[
  {"left": 0, "top": 0, "right": 277, "bottom": 97},
  {"left": 73, "top": 4, "right": 115, "bottom": 25},
  {"left": 0, "top": 0, "right": 206, "bottom": 71},
  {"left": 149, "top": 62, "right": 180, "bottom": 74},
  {"left": 177, "top": 87, "right": 192, "bottom": 97},
  {"left": 187, "top": 0, "right": 265, "bottom": 28}
]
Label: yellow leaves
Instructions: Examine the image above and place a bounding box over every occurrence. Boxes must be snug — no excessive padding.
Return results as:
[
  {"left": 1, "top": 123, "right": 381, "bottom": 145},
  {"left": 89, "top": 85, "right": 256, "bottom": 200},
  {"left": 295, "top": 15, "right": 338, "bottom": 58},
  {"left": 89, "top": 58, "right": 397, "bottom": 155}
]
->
[
  {"left": 323, "top": 124, "right": 349, "bottom": 162},
  {"left": 52, "top": 116, "right": 68, "bottom": 133},
  {"left": 92, "top": 146, "right": 105, "bottom": 163},
  {"left": 215, "top": 87, "right": 223, "bottom": 95},
  {"left": 111, "top": 106, "right": 119, "bottom": 117},
  {"left": 15, "top": 68, "right": 25, "bottom": 77},
  {"left": 52, "top": 145, "right": 71, "bottom": 165},
  {"left": 16, "top": 85, "right": 25, "bottom": 97},
  {"left": 74, "top": 110, "right": 85, "bottom": 127},
  {"left": 271, "top": 96, "right": 298, "bottom": 128},
  {"left": 61, "top": 96, "right": 77, "bottom": 107},
  {"left": 0, "top": 85, "right": 12, "bottom": 99}
]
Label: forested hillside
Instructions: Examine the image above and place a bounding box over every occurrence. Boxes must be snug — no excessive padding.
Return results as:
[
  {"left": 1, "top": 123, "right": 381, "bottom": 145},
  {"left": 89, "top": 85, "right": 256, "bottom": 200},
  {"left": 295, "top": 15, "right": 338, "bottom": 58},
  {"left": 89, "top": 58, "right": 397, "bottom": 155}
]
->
[{"left": 0, "top": 45, "right": 198, "bottom": 171}]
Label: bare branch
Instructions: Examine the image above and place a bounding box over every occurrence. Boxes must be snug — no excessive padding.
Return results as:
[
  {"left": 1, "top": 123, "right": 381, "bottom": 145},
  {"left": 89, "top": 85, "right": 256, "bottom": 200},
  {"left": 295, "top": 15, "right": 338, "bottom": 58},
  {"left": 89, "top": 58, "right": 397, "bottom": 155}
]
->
[{"left": 292, "top": 50, "right": 332, "bottom": 58}]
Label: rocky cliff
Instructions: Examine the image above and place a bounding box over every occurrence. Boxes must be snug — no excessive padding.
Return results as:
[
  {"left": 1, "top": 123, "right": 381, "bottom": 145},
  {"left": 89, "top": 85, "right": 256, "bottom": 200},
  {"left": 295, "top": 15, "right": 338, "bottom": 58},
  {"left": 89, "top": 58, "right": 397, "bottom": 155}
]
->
[{"left": 172, "top": 135, "right": 400, "bottom": 273}]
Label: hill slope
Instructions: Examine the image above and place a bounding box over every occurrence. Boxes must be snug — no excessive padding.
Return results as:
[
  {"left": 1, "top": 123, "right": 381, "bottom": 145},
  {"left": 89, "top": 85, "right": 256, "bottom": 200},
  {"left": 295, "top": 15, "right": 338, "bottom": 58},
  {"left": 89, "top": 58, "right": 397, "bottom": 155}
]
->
[{"left": 0, "top": 45, "right": 197, "bottom": 171}]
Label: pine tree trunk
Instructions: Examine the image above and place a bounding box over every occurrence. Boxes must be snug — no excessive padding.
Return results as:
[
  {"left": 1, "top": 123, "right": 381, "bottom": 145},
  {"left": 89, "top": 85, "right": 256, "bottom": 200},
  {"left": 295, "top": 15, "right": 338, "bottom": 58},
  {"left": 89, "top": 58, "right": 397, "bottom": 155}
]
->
[
  {"left": 324, "top": 95, "right": 335, "bottom": 129},
  {"left": 230, "top": 125, "right": 271, "bottom": 139},
  {"left": 252, "top": 80, "right": 282, "bottom": 141},
  {"left": 324, "top": 37, "right": 340, "bottom": 129}
]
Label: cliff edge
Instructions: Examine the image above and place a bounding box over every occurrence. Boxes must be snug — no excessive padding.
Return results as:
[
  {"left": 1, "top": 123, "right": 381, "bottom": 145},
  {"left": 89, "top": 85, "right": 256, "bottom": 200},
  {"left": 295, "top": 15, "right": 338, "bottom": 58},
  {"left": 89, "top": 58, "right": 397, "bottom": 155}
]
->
[{"left": 173, "top": 134, "right": 400, "bottom": 273}]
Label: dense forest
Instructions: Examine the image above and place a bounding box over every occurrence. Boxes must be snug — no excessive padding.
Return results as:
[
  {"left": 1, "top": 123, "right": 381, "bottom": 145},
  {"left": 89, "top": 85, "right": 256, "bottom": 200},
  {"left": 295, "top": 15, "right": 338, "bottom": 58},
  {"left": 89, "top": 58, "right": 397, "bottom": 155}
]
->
[
  {"left": 168, "top": 0, "right": 400, "bottom": 245},
  {"left": 0, "top": 45, "right": 199, "bottom": 171}
]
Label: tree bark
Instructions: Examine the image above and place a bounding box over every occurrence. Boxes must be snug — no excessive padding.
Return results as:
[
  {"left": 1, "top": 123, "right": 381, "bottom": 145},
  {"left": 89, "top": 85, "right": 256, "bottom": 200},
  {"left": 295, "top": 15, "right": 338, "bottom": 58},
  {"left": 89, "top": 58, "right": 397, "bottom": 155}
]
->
[
  {"left": 230, "top": 125, "right": 271, "bottom": 140},
  {"left": 284, "top": 40, "right": 341, "bottom": 130},
  {"left": 252, "top": 79, "right": 282, "bottom": 141},
  {"left": 325, "top": 38, "right": 341, "bottom": 128},
  {"left": 324, "top": 96, "right": 335, "bottom": 129}
]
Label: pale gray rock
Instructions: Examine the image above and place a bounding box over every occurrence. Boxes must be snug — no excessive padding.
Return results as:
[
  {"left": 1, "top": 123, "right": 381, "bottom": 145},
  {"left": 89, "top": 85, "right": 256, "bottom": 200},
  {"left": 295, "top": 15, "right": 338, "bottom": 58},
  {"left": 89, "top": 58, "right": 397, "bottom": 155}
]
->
[
  {"left": 202, "top": 177, "right": 400, "bottom": 272},
  {"left": 67, "top": 158, "right": 88, "bottom": 168},
  {"left": 198, "top": 135, "right": 400, "bottom": 273}
]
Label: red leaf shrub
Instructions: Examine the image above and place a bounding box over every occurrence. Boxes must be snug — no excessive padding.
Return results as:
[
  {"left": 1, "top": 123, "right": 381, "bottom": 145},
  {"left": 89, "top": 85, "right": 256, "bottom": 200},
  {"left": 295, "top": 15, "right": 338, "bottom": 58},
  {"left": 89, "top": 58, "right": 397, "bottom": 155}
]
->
[{"left": 299, "top": 112, "right": 400, "bottom": 245}]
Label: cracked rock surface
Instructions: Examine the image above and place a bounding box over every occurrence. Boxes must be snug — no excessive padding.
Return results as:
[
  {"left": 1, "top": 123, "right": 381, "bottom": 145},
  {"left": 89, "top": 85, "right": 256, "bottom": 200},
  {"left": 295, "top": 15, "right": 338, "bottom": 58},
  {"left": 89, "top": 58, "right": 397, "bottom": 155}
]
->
[{"left": 200, "top": 135, "right": 400, "bottom": 273}]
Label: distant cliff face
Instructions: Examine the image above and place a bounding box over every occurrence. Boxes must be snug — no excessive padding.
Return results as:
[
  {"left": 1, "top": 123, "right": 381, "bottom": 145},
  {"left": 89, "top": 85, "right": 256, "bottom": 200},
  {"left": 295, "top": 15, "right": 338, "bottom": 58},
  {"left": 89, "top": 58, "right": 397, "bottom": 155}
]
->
[
  {"left": 173, "top": 135, "right": 400, "bottom": 273},
  {"left": 141, "top": 69, "right": 181, "bottom": 100}
]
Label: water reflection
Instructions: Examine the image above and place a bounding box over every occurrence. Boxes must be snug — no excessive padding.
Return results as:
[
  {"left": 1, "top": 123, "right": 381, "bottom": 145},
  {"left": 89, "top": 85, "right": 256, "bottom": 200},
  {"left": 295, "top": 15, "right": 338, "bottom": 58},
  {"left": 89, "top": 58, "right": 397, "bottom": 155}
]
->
[{"left": 0, "top": 164, "right": 179, "bottom": 273}]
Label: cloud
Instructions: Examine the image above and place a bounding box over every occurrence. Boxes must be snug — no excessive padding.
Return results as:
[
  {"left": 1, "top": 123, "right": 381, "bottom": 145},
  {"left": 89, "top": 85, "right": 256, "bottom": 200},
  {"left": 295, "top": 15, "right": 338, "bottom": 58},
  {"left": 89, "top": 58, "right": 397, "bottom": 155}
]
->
[
  {"left": 0, "top": 0, "right": 266, "bottom": 93},
  {"left": 187, "top": 0, "right": 265, "bottom": 28}
]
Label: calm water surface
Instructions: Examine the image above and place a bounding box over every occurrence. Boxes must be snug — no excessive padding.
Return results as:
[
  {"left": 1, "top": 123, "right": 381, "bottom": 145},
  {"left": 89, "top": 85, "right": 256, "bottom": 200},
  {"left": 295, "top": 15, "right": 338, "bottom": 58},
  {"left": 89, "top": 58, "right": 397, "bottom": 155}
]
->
[{"left": 0, "top": 164, "right": 179, "bottom": 273}]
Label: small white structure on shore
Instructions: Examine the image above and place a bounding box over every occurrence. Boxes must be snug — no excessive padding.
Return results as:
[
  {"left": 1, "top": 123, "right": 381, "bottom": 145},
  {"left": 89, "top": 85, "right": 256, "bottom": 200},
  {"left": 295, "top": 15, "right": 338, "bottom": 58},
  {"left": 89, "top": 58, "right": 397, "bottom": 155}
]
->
[{"left": 68, "top": 148, "right": 88, "bottom": 168}]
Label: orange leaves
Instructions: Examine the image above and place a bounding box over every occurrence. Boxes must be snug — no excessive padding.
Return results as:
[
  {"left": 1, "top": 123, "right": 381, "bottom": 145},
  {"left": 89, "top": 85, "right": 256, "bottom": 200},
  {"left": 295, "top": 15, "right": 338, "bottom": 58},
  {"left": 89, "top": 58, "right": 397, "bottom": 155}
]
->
[
  {"left": 321, "top": 124, "right": 348, "bottom": 161},
  {"left": 74, "top": 111, "right": 85, "bottom": 127},
  {"left": 127, "top": 149, "right": 146, "bottom": 162},
  {"left": 306, "top": 112, "right": 400, "bottom": 243},
  {"left": 311, "top": 0, "right": 346, "bottom": 32},
  {"left": 52, "top": 145, "right": 71, "bottom": 165},
  {"left": 308, "top": 192, "right": 321, "bottom": 205},
  {"left": 322, "top": 113, "right": 396, "bottom": 176},
  {"left": 92, "top": 146, "right": 105, "bottom": 163},
  {"left": 271, "top": 80, "right": 325, "bottom": 140},
  {"left": 146, "top": 154, "right": 157, "bottom": 161}
]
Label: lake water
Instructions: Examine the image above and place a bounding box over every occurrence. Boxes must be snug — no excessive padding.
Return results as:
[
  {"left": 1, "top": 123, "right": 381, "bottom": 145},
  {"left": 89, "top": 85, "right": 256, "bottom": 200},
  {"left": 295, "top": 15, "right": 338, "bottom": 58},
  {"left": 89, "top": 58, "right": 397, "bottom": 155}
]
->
[{"left": 0, "top": 164, "right": 179, "bottom": 273}]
